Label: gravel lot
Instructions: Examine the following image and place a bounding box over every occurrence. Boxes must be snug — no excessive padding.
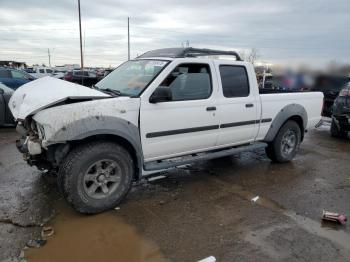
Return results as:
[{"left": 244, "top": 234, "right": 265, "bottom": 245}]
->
[{"left": 0, "top": 126, "right": 349, "bottom": 262}]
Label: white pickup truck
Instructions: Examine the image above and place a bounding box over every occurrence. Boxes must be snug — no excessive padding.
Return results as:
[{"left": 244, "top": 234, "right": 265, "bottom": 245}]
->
[{"left": 9, "top": 48, "right": 323, "bottom": 213}]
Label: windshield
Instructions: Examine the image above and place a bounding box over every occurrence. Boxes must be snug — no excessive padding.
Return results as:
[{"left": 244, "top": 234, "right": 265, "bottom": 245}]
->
[{"left": 95, "top": 59, "right": 169, "bottom": 96}]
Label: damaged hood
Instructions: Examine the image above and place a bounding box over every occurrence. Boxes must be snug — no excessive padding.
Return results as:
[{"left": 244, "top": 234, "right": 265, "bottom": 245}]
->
[{"left": 9, "top": 76, "right": 110, "bottom": 120}]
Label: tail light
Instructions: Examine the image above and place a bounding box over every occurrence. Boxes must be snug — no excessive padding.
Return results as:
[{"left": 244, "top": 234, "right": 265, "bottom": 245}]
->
[{"left": 339, "top": 87, "right": 350, "bottom": 97}]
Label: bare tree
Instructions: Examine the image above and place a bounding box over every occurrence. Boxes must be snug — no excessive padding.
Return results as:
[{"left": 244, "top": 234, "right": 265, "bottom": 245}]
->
[{"left": 246, "top": 48, "right": 260, "bottom": 65}]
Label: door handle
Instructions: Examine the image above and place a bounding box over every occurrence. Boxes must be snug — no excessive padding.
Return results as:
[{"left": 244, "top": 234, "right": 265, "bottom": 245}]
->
[
  {"left": 245, "top": 103, "right": 254, "bottom": 108},
  {"left": 206, "top": 106, "right": 216, "bottom": 111}
]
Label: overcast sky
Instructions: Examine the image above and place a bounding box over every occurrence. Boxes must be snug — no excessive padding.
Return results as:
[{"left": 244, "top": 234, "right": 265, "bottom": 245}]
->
[{"left": 0, "top": 0, "right": 349, "bottom": 67}]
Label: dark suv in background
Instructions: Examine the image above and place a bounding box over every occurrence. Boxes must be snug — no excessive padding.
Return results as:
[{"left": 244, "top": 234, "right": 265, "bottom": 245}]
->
[
  {"left": 312, "top": 75, "right": 349, "bottom": 117},
  {"left": 0, "top": 67, "right": 35, "bottom": 90},
  {"left": 331, "top": 85, "right": 350, "bottom": 138},
  {"left": 64, "top": 70, "right": 99, "bottom": 87}
]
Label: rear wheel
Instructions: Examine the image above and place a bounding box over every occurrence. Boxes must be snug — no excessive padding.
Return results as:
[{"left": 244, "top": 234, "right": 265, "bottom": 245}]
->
[
  {"left": 265, "top": 120, "right": 301, "bottom": 163},
  {"left": 58, "top": 141, "right": 134, "bottom": 214}
]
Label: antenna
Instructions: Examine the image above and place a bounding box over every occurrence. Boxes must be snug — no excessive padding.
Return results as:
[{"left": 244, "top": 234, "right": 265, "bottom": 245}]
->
[{"left": 127, "top": 17, "right": 130, "bottom": 60}]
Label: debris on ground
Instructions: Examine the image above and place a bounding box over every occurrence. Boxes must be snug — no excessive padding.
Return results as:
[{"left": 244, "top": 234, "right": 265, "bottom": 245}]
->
[
  {"left": 198, "top": 256, "right": 216, "bottom": 262},
  {"left": 322, "top": 210, "right": 347, "bottom": 224},
  {"left": 251, "top": 196, "right": 260, "bottom": 203},
  {"left": 114, "top": 207, "right": 120, "bottom": 210},
  {"left": 19, "top": 250, "right": 25, "bottom": 259},
  {"left": 41, "top": 226, "right": 54, "bottom": 238},
  {"left": 26, "top": 239, "right": 47, "bottom": 248},
  {"left": 147, "top": 175, "right": 166, "bottom": 182}
]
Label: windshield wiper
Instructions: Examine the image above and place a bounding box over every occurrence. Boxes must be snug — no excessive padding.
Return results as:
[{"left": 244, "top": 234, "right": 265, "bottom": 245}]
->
[{"left": 94, "top": 86, "right": 127, "bottom": 97}]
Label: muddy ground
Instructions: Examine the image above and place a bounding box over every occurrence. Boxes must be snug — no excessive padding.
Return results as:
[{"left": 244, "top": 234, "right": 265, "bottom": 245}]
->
[{"left": 0, "top": 126, "right": 349, "bottom": 262}]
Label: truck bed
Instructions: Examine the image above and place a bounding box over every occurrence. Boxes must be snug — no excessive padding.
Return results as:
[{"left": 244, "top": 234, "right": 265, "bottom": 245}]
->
[{"left": 256, "top": 92, "right": 324, "bottom": 141}]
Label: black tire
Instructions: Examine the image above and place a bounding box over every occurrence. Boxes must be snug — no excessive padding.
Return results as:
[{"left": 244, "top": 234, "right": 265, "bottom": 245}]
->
[
  {"left": 330, "top": 119, "right": 344, "bottom": 138},
  {"left": 58, "top": 141, "right": 134, "bottom": 214},
  {"left": 265, "top": 120, "right": 301, "bottom": 163}
]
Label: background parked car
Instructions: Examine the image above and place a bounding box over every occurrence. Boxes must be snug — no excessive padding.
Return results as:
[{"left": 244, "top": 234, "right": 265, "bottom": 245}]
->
[
  {"left": 63, "top": 70, "right": 99, "bottom": 87},
  {"left": 0, "top": 67, "right": 36, "bottom": 89},
  {"left": 29, "top": 67, "right": 54, "bottom": 78},
  {"left": 0, "top": 82, "right": 15, "bottom": 126},
  {"left": 52, "top": 70, "right": 66, "bottom": 79},
  {"left": 24, "top": 68, "right": 36, "bottom": 74},
  {"left": 330, "top": 84, "right": 350, "bottom": 138}
]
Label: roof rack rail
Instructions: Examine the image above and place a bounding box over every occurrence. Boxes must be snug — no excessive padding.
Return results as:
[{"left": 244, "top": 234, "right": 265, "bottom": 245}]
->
[{"left": 137, "top": 47, "right": 242, "bottom": 61}]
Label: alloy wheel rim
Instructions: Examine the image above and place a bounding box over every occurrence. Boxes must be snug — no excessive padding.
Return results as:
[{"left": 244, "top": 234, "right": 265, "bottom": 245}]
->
[
  {"left": 281, "top": 129, "right": 297, "bottom": 156},
  {"left": 83, "top": 159, "right": 121, "bottom": 199}
]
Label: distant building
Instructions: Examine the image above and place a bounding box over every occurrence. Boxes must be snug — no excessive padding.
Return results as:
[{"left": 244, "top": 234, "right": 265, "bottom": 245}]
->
[{"left": 0, "top": 61, "right": 27, "bottom": 69}]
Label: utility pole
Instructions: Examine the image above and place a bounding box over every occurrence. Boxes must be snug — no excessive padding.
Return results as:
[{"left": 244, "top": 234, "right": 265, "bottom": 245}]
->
[
  {"left": 47, "top": 48, "right": 51, "bottom": 67},
  {"left": 78, "top": 0, "right": 84, "bottom": 70},
  {"left": 127, "top": 17, "right": 130, "bottom": 60}
]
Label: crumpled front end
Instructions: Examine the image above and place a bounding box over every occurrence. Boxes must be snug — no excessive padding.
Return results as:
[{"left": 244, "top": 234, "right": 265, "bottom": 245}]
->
[{"left": 14, "top": 96, "right": 141, "bottom": 171}]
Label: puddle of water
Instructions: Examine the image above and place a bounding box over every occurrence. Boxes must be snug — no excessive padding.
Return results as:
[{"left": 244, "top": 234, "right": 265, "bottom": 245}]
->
[{"left": 25, "top": 201, "right": 168, "bottom": 262}]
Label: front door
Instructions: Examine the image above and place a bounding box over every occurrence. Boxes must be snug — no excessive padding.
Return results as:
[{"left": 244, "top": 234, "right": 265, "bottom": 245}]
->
[{"left": 140, "top": 60, "right": 220, "bottom": 162}]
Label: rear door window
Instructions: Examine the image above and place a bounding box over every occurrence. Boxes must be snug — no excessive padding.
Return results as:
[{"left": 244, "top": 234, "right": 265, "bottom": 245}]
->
[{"left": 219, "top": 65, "right": 250, "bottom": 97}]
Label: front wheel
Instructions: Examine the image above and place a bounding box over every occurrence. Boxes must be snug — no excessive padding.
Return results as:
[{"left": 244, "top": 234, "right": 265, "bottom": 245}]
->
[
  {"left": 58, "top": 141, "right": 134, "bottom": 214},
  {"left": 265, "top": 120, "right": 301, "bottom": 163}
]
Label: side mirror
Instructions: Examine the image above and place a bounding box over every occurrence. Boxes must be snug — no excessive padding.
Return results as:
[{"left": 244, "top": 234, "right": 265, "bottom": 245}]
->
[
  {"left": 149, "top": 86, "right": 172, "bottom": 103},
  {"left": 0, "top": 88, "right": 3, "bottom": 95}
]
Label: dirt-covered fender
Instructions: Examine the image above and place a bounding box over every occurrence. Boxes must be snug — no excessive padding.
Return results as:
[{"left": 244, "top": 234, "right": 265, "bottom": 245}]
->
[
  {"left": 49, "top": 116, "right": 143, "bottom": 174},
  {"left": 263, "top": 103, "right": 308, "bottom": 142},
  {"left": 50, "top": 115, "right": 142, "bottom": 154},
  {"left": 33, "top": 97, "right": 143, "bottom": 176}
]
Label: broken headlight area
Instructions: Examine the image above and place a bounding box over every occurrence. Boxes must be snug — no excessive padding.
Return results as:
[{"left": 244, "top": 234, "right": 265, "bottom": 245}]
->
[
  {"left": 16, "top": 118, "right": 41, "bottom": 152},
  {"left": 15, "top": 118, "right": 70, "bottom": 171}
]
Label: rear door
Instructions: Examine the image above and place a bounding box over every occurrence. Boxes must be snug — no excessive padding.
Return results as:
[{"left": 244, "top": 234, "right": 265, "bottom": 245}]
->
[
  {"left": 140, "top": 60, "right": 220, "bottom": 162},
  {"left": 0, "top": 89, "right": 5, "bottom": 125},
  {"left": 215, "top": 61, "right": 259, "bottom": 146},
  {"left": 0, "top": 84, "right": 14, "bottom": 125}
]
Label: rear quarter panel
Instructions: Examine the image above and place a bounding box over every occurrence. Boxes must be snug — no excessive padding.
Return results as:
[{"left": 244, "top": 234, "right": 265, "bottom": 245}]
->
[{"left": 257, "top": 92, "right": 324, "bottom": 140}]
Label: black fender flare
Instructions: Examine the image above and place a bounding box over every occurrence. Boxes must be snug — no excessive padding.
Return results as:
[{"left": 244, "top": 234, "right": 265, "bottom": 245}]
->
[
  {"left": 263, "top": 103, "right": 308, "bottom": 142},
  {"left": 47, "top": 116, "right": 143, "bottom": 178}
]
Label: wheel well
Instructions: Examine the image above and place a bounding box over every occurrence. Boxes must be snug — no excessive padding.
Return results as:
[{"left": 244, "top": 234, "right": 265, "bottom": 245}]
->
[
  {"left": 70, "top": 134, "right": 140, "bottom": 180},
  {"left": 287, "top": 115, "right": 305, "bottom": 141}
]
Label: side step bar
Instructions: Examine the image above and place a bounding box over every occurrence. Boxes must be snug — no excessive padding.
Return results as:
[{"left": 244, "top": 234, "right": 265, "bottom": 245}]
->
[{"left": 144, "top": 142, "right": 267, "bottom": 171}]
